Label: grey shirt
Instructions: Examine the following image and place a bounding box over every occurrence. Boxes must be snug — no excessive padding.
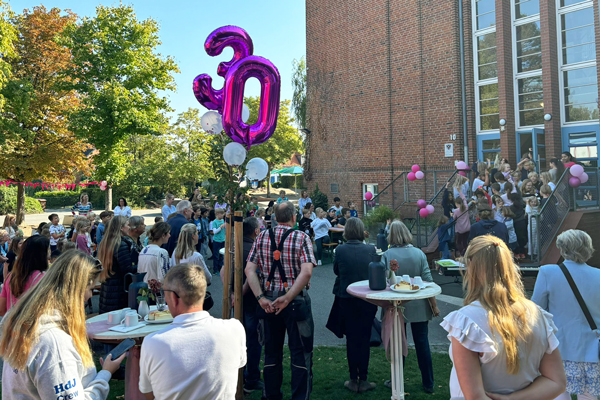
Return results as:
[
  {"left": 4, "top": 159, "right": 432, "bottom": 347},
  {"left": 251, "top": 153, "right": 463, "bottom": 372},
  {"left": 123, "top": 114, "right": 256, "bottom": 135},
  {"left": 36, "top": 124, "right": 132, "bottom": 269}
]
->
[{"left": 381, "top": 245, "right": 434, "bottom": 323}]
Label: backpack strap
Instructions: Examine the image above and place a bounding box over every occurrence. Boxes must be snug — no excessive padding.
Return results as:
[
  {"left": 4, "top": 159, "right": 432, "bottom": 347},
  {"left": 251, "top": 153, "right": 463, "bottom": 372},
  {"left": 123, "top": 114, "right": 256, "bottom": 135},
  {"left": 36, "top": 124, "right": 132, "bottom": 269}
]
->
[
  {"left": 559, "top": 262, "right": 597, "bottom": 331},
  {"left": 265, "top": 228, "right": 295, "bottom": 292}
]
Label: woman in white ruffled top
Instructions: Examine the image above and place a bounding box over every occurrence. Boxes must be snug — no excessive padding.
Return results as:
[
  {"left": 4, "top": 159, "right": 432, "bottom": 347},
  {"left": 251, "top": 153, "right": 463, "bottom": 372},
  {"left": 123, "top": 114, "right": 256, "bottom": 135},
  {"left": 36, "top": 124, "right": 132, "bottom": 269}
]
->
[{"left": 441, "top": 235, "right": 566, "bottom": 399}]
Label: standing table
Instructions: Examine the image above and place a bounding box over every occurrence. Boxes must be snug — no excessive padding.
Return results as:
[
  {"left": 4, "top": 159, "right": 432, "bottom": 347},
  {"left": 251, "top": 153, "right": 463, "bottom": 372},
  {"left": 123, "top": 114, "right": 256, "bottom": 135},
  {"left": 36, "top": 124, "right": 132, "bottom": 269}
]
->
[
  {"left": 347, "top": 280, "right": 441, "bottom": 400},
  {"left": 86, "top": 307, "right": 171, "bottom": 400}
]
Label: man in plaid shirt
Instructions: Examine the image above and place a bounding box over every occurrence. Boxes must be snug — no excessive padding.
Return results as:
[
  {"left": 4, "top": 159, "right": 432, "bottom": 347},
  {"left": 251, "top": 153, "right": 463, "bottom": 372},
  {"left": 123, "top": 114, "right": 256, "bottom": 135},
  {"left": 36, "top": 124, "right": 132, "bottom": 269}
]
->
[{"left": 246, "top": 201, "right": 317, "bottom": 400}]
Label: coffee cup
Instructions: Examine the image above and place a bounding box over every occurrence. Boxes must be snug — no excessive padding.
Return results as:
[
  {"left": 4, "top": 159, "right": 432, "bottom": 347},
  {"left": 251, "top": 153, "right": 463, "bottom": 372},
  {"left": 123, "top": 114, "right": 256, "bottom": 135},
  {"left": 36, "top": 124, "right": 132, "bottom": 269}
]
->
[
  {"left": 413, "top": 276, "right": 424, "bottom": 288},
  {"left": 402, "top": 274, "right": 411, "bottom": 283},
  {"left": 107, "top": 311, "right": 121, "bottom": 324},
  {"left": 120, "top": 311, "right": 142, "bottom": 328}
]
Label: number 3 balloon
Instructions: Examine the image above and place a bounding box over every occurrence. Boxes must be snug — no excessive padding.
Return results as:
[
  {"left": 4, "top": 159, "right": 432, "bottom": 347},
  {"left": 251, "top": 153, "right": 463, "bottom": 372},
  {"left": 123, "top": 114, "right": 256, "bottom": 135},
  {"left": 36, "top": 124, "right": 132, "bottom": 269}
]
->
[{"left": 193, "top": 26, "right": 281, "bottom": 149}]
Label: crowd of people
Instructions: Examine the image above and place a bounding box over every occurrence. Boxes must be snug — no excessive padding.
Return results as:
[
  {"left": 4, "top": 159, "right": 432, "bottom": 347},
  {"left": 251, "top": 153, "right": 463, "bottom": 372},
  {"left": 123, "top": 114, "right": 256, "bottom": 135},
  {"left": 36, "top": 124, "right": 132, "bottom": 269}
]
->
[
  {"left": 0, "top": 178, "right": 598, "bottom": 400},
  {"left": 438, "top": 151, "right": 579, "bottom": 261}
]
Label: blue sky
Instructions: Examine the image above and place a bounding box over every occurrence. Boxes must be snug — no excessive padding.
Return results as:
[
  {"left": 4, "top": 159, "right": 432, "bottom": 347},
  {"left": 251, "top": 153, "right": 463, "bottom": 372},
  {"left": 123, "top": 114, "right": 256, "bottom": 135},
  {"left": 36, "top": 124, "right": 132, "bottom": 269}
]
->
[{"left": 8, "top": 0, "right": 306, "bottom": 118}]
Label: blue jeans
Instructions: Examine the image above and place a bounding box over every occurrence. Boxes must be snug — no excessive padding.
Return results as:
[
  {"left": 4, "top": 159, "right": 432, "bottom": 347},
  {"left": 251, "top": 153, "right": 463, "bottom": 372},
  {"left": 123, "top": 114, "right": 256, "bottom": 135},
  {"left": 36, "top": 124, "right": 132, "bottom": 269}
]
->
[
  {"left": 404, "top": 321, "right": 434, "bottom": 390},
  {"left": 244, "top": 300, "right": 263, "bottom": 386},
  {"left": 314, "top": 236, "right": 330, "bottom": 261},
  {"left": 212, "top": 241, "right": 224, "bottom": 273},
  {"left": 439, "top": 241, "right": 451, "bottom": 259}
]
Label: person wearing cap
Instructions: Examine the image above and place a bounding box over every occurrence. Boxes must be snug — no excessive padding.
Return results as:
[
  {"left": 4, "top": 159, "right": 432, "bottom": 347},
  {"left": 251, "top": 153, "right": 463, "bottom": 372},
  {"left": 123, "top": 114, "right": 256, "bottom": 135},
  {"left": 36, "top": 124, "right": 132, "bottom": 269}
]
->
[{"left": 245, "top": 201, "right": 317, "bottom": 399}]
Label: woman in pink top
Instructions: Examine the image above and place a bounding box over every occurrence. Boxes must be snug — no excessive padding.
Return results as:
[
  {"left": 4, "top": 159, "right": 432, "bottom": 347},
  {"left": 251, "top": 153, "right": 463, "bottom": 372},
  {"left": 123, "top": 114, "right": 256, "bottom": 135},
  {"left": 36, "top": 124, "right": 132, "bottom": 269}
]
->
[
  {"left": 452, "top": 193, "right": 472, "bottom": 257},
  {"left": 0, "top": 235, "right": 49, "bottom": 315},
  {"left": 561, "top": 151, "right": 577, "bottom": 168},
  {"left": 73, "top": 219, "right": 92, "bottom": 256}
]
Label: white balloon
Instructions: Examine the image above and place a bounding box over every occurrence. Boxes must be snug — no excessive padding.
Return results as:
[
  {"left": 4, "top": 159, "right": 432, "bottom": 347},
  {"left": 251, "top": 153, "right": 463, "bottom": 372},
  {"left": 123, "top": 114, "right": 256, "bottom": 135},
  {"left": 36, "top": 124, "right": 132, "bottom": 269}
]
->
[
  {"left": 201, "top": 111, "right": 223, "bottom": 135},
  {"left": 246, "top": 157, "right": 269, "bottom": 181},
  {"left": 223, "top": 142, "right": 247, "bottom": 166},
  {"left": 242, "top": 104, "right": 250, "bottom": 123}
]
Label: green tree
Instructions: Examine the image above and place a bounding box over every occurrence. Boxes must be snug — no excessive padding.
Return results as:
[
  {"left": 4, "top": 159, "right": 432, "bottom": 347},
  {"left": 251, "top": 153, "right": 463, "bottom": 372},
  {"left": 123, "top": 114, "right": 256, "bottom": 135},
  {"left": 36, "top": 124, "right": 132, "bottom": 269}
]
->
[
  {"left": 0, "top": 7, "right": 91, "bottom": 223},
  {"left": 0, "top": 1, "right": 16, "bottom": 115},
  {"left": 291, "top": 56, "right": 306, "bottom": 129},
  {"left": 246, "top": 98, "right": 304, "bottom": 196},
  {"left": 66, "top": 4, "right": 179, "bottom": 207}
]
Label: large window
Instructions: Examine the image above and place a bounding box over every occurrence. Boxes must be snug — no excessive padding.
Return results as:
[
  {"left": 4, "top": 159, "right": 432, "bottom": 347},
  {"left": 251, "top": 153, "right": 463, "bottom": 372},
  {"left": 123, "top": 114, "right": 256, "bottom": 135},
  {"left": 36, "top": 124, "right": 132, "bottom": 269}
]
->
[
  {"left": 513, "top": 0, "right": 543, "bottom": 127},
  {"left": 474, "top": 0, "right": 498, "bottom": 133},
  {"left": 569, "top": 131, "right": 598, "bottom": 166},
  {"left": 558, "top": 0, "right": 598, "bottom": 123}
]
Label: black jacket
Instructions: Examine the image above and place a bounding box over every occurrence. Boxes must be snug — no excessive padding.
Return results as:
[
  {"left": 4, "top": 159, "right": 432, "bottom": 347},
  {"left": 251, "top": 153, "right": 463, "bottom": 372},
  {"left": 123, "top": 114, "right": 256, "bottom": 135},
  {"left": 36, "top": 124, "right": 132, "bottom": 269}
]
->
[
  {"left": 165, "top": 214, "right": 191, "bottom": 256},
  {"left": 333, "top": 240, "right": 376, "bottom": 298},
  {"left": 99, "top": 236, "right": 138, "bottom": 313},
  {"left": 468, "top": 219, "right": 509, "bottom": 245},
  {"left": 242, "top": 236, "right": 258, "bottom": 311}
]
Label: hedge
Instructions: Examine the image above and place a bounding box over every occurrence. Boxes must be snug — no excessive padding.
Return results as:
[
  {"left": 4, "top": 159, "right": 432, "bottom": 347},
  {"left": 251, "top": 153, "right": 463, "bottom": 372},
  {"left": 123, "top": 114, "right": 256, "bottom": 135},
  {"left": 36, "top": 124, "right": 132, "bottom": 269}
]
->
[
  {"left": 0, "top": 186, "right": 44, "bottom": 215},
  {"left": 35, "top": 189, "right": 106, "bottom": 209}
]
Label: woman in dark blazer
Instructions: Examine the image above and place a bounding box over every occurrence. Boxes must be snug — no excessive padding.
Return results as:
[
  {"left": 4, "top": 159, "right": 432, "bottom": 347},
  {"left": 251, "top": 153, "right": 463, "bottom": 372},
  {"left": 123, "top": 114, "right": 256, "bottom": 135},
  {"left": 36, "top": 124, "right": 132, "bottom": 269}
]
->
[{"left": 329, "top": 217, "right": 377, "bottom": 393}]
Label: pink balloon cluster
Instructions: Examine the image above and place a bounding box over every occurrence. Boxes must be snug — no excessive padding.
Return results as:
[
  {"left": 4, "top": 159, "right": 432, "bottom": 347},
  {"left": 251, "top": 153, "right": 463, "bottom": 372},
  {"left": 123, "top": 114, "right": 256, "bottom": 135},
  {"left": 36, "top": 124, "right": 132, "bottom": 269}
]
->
[
  {"left": 407, "top": 165, "right": 425, "bottom": 181},
  {"left": 456, "top": 161, "right": 469, "bottom": 176},
  {"left": 417, "top": 199, "right": 435, "bottom": 218},
  {"left": 568, "top": 164, "right": 588, "bottom": 188},
  {"left": 99, "top": 180, "right": 108, "bottom": 191}
]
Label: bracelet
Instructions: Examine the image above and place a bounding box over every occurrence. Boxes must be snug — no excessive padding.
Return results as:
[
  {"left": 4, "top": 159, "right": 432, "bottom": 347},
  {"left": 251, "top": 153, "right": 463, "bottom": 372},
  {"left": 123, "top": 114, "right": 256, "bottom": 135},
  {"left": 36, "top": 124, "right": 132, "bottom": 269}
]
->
[{"left": 256, "top": 293, "right": 264, "bottom": 301}]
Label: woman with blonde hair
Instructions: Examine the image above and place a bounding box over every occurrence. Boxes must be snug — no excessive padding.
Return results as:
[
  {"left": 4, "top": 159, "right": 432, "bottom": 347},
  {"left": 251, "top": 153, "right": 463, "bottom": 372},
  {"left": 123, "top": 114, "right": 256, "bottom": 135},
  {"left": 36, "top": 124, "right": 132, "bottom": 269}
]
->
[
  {"left": 97, "top": 216, "right": 136, "bottom": 313},
  {"left": 170, "top": 223, "right": 211, "bottom": 283},
  {"left": 381, "top": 220, "right": 439, "bottom": 394},
  {"left": 453, "top": 174, "right": 470, "bottom": 199},
  {"left": 540, "top": 171, "right": 556, "bottom": 192},
  {"left": 0, "top": 250, "right": 125, "bottom": 399},
  {"left": 441, "top": 235, "right": 566, "bottom": 398}
]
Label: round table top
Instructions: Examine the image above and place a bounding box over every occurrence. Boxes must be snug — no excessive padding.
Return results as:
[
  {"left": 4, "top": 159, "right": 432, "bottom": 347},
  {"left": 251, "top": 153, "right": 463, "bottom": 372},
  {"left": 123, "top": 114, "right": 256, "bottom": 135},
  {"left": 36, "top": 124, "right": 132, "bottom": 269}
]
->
[
  {"left": 347, "top": 280, "right": 442, "bottom": 301},
  {"left": 86, "top": 307, "right": 170, "bottom": 342}
]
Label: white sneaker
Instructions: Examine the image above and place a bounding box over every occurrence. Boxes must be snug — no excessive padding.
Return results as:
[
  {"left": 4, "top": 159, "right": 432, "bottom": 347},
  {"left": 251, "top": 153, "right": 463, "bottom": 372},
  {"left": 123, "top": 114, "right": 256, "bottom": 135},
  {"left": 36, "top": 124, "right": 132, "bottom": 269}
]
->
[{"left": 317, "top": 260, "right": 322, "bottom": 266}]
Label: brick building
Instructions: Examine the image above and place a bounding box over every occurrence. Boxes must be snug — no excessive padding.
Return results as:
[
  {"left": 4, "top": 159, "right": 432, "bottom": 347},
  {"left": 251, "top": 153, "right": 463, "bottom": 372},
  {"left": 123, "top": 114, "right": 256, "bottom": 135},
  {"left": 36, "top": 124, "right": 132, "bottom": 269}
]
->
[{"left": 304, "top": 0, "right": 599, "bottom": 214}]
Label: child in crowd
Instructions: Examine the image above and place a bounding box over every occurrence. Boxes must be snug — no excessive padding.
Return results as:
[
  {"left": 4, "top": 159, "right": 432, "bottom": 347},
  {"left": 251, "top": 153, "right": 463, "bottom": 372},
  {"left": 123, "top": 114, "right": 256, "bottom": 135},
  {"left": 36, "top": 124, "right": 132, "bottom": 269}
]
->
[
  {"left": 311, "top": 208, "right": 332, "bottom": 266},
  {"left": 511, "top": 171, "right": 522, "bottom": 190},
  {"left": 199, "top": 208, "right": 211, "bottom": 259},
  {"left": 249, "top": 196, "right": 259, "bottom": 216},
  {"left": 501, "top": 207, "right": 518, "bottom": 252},
  {"left": 521, "top": 178, "right": 538, "bottom": 200},
  {"left": 331, "top": 197, "right": 343, "bottom": 216},
  {"left": 255, "top": 208, "right": 266, "bottom": 230},
  {"left": 539, "top": 184, "right": 552, "bottom": 208},
  {"left": 471, "top": 161, "right": 488, "bottom": 193},
  {"left": 452, "top": 197, "right": 471, "bottom": 257},
  {"left": 298, "top": 209, "right": 313, "bottom": 237},
  {"left": 96, "top": 211, "right": 114, "bottom": 245},
  {"left": 210, "top": 208, "right": 226, "bottom": 275},
  {"left": 540, "top": 172, "right": 556, "bottom": 192},
  {"left": 452, "top": 175, "right": 470, "bottom": 199},
  {"left": 528, "top": 172, "right": 542, "bottom": 191},
  {"left": 58, "top": 239, "right": 75, "bottom": 252},
  {"left": 491, "top": 183, "right": 502, "bottom": 198},
  {"left": 86, "top": 212, "right": 97, "bottom": 251},
  {"left": 74, "top": 219, "right": 92, "bottom": 256},
  {"left": 500, "top": 162, "right": 512, "bottom": 179},
  {"left": 348, "top": 202, "right": 358, "bottom": 218},
  {"left": 327, "top": 208, "right": 339, "bottom": 227},
  {"left": 276, "top": 190, "right": 288, "bottom": 204},
  {"left": 40, "top": 224, "right": 51, "bottom": 239},
  {"left": 2, "top": 215, "right": 17, "bottom": 239},
  {"left": 501, "top": 182, "right": 514, "bottom": 206},
  {"left": 526, "top": 197, "right": 540, "bottom": 258},
  {"left": 35, "top": 222, "right": 46, "bottom": 236},
  {"left": 305, "top": 203, "right": 317, "bottom": 220},
  {"left": 442, "top": 182, "right": 455, "bottom": 218},
  {"left": 192, "top": 205, "right": 204, "bottom": 253},
  {"left": 473, "top": 187, "right": 492, "bottom": 207},
  {"left": 48, "top": 213, "right": 65, "bottom": 252},
  {"left": 437, "top": 215, "right": 454, "bottom": 259},
  {"left": 494, "top": 172, "right": 507, "bottom": 193},
  {"left": 493, "top": 196, "right": 505, "bottom": 223},
  {"left": 337, "top": 208, "right": 351, "bottom": 227}
]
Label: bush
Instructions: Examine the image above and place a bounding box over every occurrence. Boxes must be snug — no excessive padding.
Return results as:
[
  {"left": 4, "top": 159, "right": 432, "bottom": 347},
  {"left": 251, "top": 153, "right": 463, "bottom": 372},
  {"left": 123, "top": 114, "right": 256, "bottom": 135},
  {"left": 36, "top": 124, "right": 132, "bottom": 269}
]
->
[
  {"left": 35, "top": 191, "right": 80, "bottom": 208},
  {"left": 310, "top": 184, "right": 328, "bottom": 212},
  {"left": 0, "top": 186, "right": 44, "bottom": 215},
  {"left": 362, "top": 205, "right": 401, "bottom": 228}
]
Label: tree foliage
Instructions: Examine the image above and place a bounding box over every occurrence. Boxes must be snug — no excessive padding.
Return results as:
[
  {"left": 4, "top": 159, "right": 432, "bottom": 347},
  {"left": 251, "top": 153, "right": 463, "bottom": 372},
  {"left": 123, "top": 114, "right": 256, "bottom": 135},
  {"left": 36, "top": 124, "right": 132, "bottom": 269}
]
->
[
  {"left": 291, "top": 56, "right": 306, "bottom": 129},
  {"left": 0, "top": 1, "right": 16, "bottom": 114},
  {"left": 66, "top": 4, "right": 179, "bottom": 185},
  {"left": 0, "top": 6, "right": 92, "bottom": 222}
]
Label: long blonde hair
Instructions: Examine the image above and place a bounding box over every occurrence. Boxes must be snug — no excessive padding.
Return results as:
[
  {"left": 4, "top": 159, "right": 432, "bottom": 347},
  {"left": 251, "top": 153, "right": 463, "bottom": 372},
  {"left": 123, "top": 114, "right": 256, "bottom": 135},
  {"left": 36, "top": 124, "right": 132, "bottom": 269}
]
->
[
  {"left": 97, "top": 215, "right": 128, "bottom": 281},
  {"left": 0, "top": 250, "right": 102, "bottom": 370},
  {"left": 463, "top": 235, "right": 539, "bottom": 374},
  {"left": 453, "top": 174, "right": 468, "bottom": 189},
  {"left": 2, "top": 214, "right": 15, "bottom": 228},
  {"left": 73, "top": 218, "right": 91, "bottom": 243},
  {"left": 173, "top": 223, "right": 197, "bottom": 264}
]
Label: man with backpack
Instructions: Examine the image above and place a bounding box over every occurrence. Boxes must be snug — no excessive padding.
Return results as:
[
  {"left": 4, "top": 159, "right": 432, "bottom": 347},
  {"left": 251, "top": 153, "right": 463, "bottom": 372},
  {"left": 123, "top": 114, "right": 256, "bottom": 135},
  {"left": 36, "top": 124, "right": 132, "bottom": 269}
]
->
[{"left": 245, "top": 201, "right": 317, "bottom": 400}]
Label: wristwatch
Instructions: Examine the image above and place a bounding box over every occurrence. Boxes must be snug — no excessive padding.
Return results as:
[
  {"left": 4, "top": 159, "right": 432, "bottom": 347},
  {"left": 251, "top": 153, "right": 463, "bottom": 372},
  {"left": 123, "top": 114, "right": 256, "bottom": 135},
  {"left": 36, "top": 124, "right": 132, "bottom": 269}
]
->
[{"left": 256, "top": 293, "right": 265, "bottom": 301}]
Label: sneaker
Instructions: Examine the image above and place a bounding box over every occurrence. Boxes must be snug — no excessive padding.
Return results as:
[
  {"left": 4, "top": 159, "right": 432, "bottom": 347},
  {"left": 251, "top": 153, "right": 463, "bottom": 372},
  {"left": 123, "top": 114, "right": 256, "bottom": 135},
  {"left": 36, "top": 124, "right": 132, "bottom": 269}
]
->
[
  {"left": 317, "top": 260, "right": 322, "bottom": 266},
  {"left": 243, "top": 380, "right": 264, "bottom": 394},
  {"left": 344, "top": 380, "right": 359, "bottom": 393},
  {"left": 384, "top": 379, "right": 391, "bottom": 389},
  {"left": 424, "top": 386, "right": 435, "bottom": 394},
  {"left": 358, "top": 380, "right": 376, "bottom": 393}
]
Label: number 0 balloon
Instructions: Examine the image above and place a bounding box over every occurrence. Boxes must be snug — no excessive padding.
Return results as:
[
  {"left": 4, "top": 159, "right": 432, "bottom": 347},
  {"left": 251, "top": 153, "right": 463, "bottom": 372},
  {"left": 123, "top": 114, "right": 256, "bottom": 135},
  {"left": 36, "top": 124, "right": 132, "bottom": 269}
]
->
[{"left": 193, "top": 26, "right": 281, "bottom": 149}]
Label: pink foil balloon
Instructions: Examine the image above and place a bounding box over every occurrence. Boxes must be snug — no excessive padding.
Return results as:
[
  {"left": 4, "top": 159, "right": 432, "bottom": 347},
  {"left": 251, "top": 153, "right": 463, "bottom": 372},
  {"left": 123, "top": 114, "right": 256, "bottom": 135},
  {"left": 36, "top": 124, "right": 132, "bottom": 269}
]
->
[
  {"left": 411, "top": 165, "right": 420, "bottom": 173},
  {"left": 415, "top": 171, "right": 424, "bottom": 180},
  {"left": 419, "top": 208, "right": 429, "bottom": 218},
  {"left": 417, "top": 199, "right": 427, "bottom": 208},
  {"left": 193, "top": 26, "right": 254, "bottom": 112},
  {"left": 407, "top": 172, "right": 416, "bottom": 181}
]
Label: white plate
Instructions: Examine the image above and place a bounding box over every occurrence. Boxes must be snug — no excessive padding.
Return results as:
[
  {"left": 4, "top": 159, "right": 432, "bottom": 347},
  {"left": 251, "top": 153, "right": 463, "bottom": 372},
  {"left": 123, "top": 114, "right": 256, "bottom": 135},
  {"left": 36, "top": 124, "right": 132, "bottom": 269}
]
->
[
  {"left": 144, "top": 314, "right": 173, "bottom": 324},
  {"left": 390, "top": 285, "right": 420, "bottom": 294}
]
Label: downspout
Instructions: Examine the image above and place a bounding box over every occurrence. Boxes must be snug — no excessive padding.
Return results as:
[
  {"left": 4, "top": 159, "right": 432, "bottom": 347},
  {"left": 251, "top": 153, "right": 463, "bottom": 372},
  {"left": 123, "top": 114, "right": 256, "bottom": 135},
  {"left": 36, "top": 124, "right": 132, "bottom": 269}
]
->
[{"left": 459, "top": 0, "right": 469, "bottom": 163}]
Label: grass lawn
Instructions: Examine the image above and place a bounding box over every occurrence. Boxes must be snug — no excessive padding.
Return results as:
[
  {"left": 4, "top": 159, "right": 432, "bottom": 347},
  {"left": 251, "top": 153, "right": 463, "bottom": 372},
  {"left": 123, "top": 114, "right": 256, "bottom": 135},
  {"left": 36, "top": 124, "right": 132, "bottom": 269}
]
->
[{"left": 98, "top": 346, "right": 453, "bottom": 400}]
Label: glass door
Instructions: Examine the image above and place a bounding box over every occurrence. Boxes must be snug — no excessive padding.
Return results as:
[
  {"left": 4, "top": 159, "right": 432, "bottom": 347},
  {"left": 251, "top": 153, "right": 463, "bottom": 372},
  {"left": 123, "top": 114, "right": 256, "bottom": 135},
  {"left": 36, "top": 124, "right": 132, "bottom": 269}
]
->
[
  {"left": 362, "top": 183, "right": 379, "bottom": 215},
  {"left": 517, "top": 128, "right": 545, "bottom": 170}
]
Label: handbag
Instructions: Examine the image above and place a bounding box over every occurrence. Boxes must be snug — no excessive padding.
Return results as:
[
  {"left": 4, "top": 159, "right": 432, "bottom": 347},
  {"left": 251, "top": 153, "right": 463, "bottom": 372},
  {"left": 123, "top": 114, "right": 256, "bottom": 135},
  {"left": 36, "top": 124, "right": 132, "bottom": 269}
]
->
[{"left": 558, "top": 262, "right": 600, "bottom": 358}]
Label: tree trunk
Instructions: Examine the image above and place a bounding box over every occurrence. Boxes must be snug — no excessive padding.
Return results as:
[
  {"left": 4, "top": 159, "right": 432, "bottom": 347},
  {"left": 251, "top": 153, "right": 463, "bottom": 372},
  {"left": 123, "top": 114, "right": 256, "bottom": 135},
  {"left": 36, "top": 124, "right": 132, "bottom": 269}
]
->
[
  {"left": 105, "top": 187, "right": 113, "bottom": 211},
  {"left": 16, "top": 184, "right": 26, "bottom": 225}
]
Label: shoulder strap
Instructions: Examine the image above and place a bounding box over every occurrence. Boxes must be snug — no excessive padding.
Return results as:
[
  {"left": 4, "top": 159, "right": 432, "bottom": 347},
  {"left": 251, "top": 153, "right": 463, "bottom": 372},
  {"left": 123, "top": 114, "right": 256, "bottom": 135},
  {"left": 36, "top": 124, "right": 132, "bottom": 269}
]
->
[{"left": 559, "top": 263, "right": 597, "bottom": 331}]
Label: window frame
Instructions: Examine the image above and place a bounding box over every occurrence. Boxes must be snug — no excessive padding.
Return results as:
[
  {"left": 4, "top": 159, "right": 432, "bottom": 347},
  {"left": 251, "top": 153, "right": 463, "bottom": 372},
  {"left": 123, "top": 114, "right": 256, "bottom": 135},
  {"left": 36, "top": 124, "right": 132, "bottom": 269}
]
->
[{"left": 477, "top": 133, "right": 502, "bottom": 161}]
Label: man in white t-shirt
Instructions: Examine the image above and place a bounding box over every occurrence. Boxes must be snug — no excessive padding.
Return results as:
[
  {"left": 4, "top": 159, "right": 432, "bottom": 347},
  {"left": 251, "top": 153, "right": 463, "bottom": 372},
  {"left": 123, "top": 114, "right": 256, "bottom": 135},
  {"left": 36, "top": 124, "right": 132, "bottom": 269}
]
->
[{"left": 139, "top": 264, "right": 246, "bottom": 400}]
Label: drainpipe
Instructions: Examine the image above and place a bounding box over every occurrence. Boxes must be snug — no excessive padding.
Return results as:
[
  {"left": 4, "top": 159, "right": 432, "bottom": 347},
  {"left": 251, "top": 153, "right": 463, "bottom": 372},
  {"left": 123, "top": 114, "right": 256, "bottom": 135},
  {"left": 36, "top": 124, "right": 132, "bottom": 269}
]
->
[{"left": 459, "top": 0, "right": 469, "bottom": 164}]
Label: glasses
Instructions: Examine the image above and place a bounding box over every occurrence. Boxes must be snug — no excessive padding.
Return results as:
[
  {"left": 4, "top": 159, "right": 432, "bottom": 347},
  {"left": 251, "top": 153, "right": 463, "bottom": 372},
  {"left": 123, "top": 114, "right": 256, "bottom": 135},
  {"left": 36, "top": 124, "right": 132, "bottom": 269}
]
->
[{"left": 161, "top": 288, "right": 180, "bottom": 298}]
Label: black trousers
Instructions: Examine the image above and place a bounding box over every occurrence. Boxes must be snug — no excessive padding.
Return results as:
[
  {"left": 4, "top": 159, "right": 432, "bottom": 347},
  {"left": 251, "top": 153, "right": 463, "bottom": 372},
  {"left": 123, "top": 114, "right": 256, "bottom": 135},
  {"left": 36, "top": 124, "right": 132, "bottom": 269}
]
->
[
  {"left": 339, "top": 296, "right": 377, "bottom": 381},
  {"left": 514, "top": 218, "right": 528, "bottom": 254},
  {"left": 261, "top": 293, "right": 314, "bottom": 400}
]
